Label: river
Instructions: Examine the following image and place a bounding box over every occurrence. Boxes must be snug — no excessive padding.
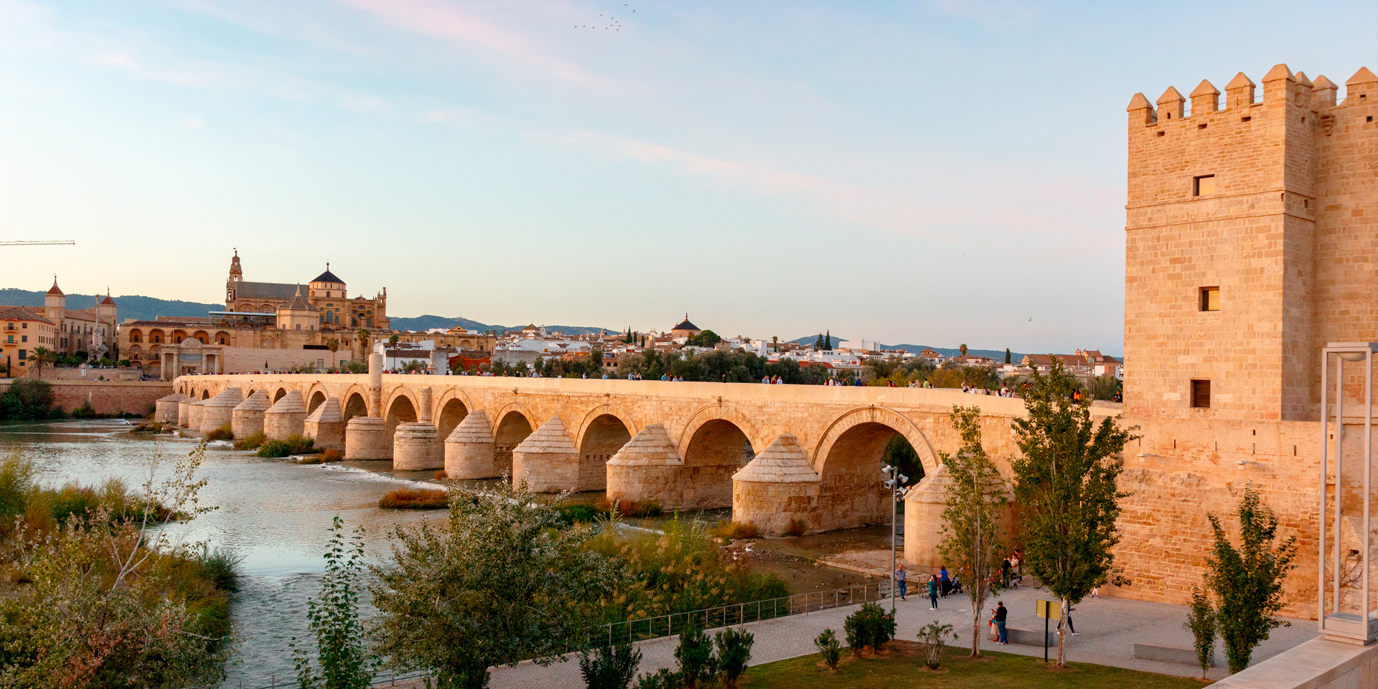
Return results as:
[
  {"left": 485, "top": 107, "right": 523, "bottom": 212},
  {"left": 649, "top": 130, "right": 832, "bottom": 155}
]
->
[{"left": 3, "top": 419, "right": 888, "bottom": 688}]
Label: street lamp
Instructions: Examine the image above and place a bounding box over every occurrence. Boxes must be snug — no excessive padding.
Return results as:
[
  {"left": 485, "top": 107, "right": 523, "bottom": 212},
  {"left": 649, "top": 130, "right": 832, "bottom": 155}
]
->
[{"left": 881, "top": 463, "right": 910, "bottom": 612}]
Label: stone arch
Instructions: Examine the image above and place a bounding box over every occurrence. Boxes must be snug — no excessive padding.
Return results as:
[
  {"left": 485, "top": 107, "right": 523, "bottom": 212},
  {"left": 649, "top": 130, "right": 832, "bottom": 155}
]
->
[
  {"left": 810, "top": 406, "right": 938, "bottom": 532},
  {"left": 343, "top": 392, "right": 368, "bottom": 422},
  {"left": 576, "top": 410, "right": 634, "bottom": 492},
  {"left": 215, "top": 332, "right": 230, "bottom": 345},
  {"left": 680, "top": 417, "right": 755, "bottom": 509},
  {"left": 192, "top": 330, "right": 210, "bottom": 344},
  {"left": 273, "top": 388, "right": 287, "bottom": 403},
  {"left": 307, "top": 389, "right": 327, "bottom": 413},
  {"left": 384, "top": 391, "right": 418, "bottom": 441},
  {"left": 493, "top": 406, "right": 535, "bottom": 476},
  {"left": 201, "top": 389, "right": 210, "bottom": 400},
  {"left": 435, "top": 396, "right": 470, "bottom": 439},
  {"left": 677, "top": 404, "right": 765, "bottom": 455},
  {"left": 128, "top": 329, "right": 142, "bottom": 343}
]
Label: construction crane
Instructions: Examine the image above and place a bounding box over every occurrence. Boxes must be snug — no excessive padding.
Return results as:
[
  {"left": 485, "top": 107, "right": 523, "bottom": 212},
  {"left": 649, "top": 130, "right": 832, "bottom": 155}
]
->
[{"left": 0, "top": 240, "right": 75, "bottom": 246}]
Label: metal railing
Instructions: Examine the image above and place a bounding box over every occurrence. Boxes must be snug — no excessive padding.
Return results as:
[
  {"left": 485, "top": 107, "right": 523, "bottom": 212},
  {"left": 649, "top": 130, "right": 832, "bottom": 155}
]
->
[{"left": 234, "top": 580, "right": 895, "bottom": 689}]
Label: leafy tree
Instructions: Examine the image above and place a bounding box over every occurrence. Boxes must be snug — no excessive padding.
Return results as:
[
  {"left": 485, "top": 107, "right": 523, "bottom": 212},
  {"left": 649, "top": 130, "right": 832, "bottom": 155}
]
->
[
  {"left": 938, "top": 406, "right": 1009, "bottom": 657},
  {"left": 672, "top": 622, "right": 716, "bottom": 689},
  {"left": 399, "top": 360, "right": 427, "bottom": 374},
  {"left": 370, "top": 481, "right": 630, "bottom": 688},
  {"left": 1010, "top": 359, "right": 1137, "bottom": 668},
  {"left": 813, "top": 334, "right": 824, "bottom": 351},
  {"left": 1206, "top": 486, "right": 1297, "bottom": 674},
  {"left": 578, "top": 636, "right": 641, "bottom": 689},
  {"left": 812, "top": 629, "right": 841, "bottom": 671},
  {"left": 916, "top": 621, "right": 955, "bottom": 670},
  {"left": 685, "top": 330, "right": 722, "bottom": 348},
  {"left": 713, "top": 628, "right": 753, "bottom": 689},
  {"left": 1004, "top": 348, "right": 1011, "bottom": 365},
  {"left": 292, "top": 516, "right": 375, "bottom": 689},
  {"left": 959, "top": 344, "right": 968, "bottom": 357},
  {"left": 1089, "top": 374, "right": 1122, "bottom": 402},
  {"left": 880, "top": 435, "right": 923, "bottom": 486},
  {"left": 1185, "top": 585, "right": 1217, "bottom": 680}
]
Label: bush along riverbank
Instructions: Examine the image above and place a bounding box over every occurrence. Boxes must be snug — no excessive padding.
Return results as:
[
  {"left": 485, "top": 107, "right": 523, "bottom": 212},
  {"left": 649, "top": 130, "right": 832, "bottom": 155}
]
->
[{"left": 0, "top": 445, "right": 239, "bottom": 687}]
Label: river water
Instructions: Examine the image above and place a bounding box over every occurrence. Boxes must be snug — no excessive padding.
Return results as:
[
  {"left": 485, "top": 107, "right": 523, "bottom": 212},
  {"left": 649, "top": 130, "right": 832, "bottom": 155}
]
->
[{"left": 3, "top": 419, "right": 888, "bottom": 688}]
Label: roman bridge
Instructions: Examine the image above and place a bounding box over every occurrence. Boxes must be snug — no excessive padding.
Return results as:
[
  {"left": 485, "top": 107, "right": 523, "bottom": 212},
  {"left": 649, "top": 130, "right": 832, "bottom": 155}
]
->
[{"left": 166, "top": 363, "right": 1070, "bottom": 539}]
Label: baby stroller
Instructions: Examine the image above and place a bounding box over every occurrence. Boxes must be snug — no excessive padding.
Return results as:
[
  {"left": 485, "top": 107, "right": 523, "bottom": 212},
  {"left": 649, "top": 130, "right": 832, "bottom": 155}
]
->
[{"left": 948, "top": 576, "right": 964, "bottom": 595}]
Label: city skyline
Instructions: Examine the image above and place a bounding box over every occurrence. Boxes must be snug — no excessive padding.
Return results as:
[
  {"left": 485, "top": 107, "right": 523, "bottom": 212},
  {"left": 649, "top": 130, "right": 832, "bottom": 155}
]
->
[{"left": 0, "top": 0, "right": 1373, "bottom": 353}]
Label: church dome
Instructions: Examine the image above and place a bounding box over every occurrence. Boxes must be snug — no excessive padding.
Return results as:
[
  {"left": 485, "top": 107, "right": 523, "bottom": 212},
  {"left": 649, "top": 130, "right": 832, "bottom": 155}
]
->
[{"left": 311, "top": 265, "right": 344, "bottom": 286}]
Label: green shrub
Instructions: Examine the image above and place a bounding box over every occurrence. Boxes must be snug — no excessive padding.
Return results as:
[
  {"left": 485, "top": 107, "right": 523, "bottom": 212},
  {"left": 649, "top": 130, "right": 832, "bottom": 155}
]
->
[
  {"left": 0, "top": 380, "right": 62, "bottom": 421},
  {"left": 560, "top": 503, "right": 603, "bottom": 525},
  {"left": 0, "top": 453, "right": 36, "bottom": 522},
  {"left": 843, "top": 602, "right": 895, "bottom": 656},
  {"left": 579, "top": 636, "right": 642, "bottom": 689},
  {"left": 195, "top": 546, "right": 242, "bottom": 593},
  {"left": 71, "top": 401, "right": 98, "bottom": 419},
  {"left": 234, "top": 432, "right": 266, "bottom": 450},
  {"left": 714, "top": 627, "right": 754, "bottom": 689},
  {"left": 813, "top": 629, "right": 841, "bottom": 671},
  {"left": 673, "top": 622, "right": 716, "bottom": 689},
  {"left": 257, "top": 436, "right": 314, "bottom": 458},
  {"left": 632, "top": 669, "right": 683, "bottom": 689},
  {"left": 598, "top": 497, "right": 664, "bottom": 519},
  {"left": 131, "top": 421, "right": 172, "bottom": 435},
  {"left": 205, "top": 425, "right": 233, "bottom": 442},
  {"left": 916, "top": 620, "right": 954, "bottom": 669}
]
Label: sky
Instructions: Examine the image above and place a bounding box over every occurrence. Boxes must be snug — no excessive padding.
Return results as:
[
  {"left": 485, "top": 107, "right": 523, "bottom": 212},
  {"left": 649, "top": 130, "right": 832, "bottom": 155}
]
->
[{"left": 0, "top": 1, "right": 1373, "bottom": 354}]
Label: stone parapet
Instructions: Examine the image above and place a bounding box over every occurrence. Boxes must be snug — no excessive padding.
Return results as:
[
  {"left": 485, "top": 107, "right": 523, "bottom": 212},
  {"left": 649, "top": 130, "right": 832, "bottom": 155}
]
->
[
  {"left": 393, "top": 422, "right": 441, "bottom": 471},
  {"left": 232, "top": 391, "right": 271, "bottom": 439},
  {"left": 155, "top": 393, "right": 188, "bottom": 425},
  {"left": 512, "top": 416, "right": 578, "bottom": 492},
  {"left": 445, "top": 412, "right": 498, "bottom": 479},
  {"left": 345, "top": 416, "right": 390, "bottom": 460},
  {"left": 731, "top": 433, "right": 820, "bottom": 535},
  {"left": 199, "top": 387, "right": 244, "bottom": 434},
  {"left": 264, "top": 391, "right": 307, "bottom": 440},
  {"left": 304, "top": 397, "right": 345, "bottom": 451}
]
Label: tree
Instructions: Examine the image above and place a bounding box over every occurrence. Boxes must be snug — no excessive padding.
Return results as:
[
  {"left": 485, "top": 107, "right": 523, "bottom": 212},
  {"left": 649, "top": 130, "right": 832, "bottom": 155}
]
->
[
  {"left": 387, "top": 333, "right": 400, "bottom": 347},
  {"left": 672, "top": 622, "right": 716, "bottom": 689},
  {"left": 713, "top": 628, "right": 753, "bottom": 689},
  {"left": 292, "top": 516, "right": 374, "bottom": 689},
  {"left": 813, "top": 334, "right": 824, "bottom": 351},
  {"left": 824, "top": 330, "right": 831, "bottom": 351},
  {"left": 370, "top": 481, "right": 630, "bottom": 688},
  {"left": 578, "top": 636, "right": 641, "bottom": 689},
  {"left": 1004, "top": 348, "right": 1011, "bottom": 365},
  {"left": 959, "top": 344, "right": 968, "bottom": 357},
  {"left": 1185, "top": 585, "right": 1217, "bottom": 680},
  {"left": 1010, "top": 359, "right": 1137, "bottom": 668},
  {"left": 29, "top": 346, "right": 51, "bottom": 378},
  {"left": 1206, "top": 485, "right": 1297, "bottom": 674},
  {"left": 326, "top": 338, "right": 341, "bottom": 368},
  {"left": 685, "top": 330, "right": 722, "bottom": 348},
  {"left": 812, "top": 629, "right": 841, "bottom": 671},
  {"left": 938, "top": 405, "right": 1009, "bottom": 657}
]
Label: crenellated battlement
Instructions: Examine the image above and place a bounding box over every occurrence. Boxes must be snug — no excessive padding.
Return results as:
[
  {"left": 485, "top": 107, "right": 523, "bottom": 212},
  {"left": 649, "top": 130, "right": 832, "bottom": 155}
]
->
[{"left": 1127, "top": 64, "right": 1377, "bottom": 128}]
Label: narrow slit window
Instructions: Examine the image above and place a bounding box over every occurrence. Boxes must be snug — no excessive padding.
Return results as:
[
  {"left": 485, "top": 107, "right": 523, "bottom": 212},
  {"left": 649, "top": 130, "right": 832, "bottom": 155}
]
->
[
  {"left": 1194, "top": 175, "right": 1216, "bottom": 196},
  {"left": 1200, "top": 287, "right": 1220, "bottom": 312},
  {"left": 1191, "top": 380, "right": 1212, "bottom": 409}
]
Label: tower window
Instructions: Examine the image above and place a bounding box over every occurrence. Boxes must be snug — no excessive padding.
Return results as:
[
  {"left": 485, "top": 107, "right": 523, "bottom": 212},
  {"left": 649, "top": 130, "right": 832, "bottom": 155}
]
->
[
  {"left": 1200, "top": 287, "right": 1220, "bottom": 312},
  {"left": 1193, "top": 175, "right": 1216, "bottom": 196},
  {"left": 1191, "top": 380, "right": 1212, "bottom": 408}
]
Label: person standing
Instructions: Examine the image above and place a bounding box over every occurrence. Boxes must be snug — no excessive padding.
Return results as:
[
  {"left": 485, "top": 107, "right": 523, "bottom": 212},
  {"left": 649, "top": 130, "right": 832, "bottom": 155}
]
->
[
  {"left": 1059, "top": 606, "right": 1078, "bottom": 636},
  {"left": 927, "top": 575, "right": 939, "bottom": 611},
  {"left": 994, "top": 601, "right": 1008, "bottom": 644},
  {"left": 895, "top": 564, "right": 907, "bottom": 601},
  {"left": 939, "top": 566, "right": 951, "bottom": 597}
]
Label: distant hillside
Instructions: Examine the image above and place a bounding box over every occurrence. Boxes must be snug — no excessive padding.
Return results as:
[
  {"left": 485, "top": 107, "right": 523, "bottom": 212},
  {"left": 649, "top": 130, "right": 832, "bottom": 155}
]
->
[
  {"left": 0, "top": 288, "right": 222, "bottom": 323},
  {"left": 385, "top": 315, "right": 615, "bottom": 336}
]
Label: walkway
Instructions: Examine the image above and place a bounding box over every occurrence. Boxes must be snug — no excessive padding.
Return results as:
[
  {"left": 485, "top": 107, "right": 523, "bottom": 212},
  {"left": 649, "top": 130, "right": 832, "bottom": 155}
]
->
[{"left": 467, "top": 583, "right": 1317, "bottom": 687}]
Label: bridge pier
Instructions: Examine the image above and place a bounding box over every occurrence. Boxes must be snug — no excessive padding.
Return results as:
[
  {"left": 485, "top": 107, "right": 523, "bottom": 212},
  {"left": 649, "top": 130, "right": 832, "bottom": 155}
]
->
[
  {"left": 185, "top": 398, "right": 205, "bottom": 431},
  {"left": 512, "top": 416, "right": 579, "bottom": 492},
  {"left": 200, "top": 387, "right": 244, "bottom": 434},
  {"left": 233, "top": 391, "right": 271, "bottom": 439},
  {"left": 445, "top": 413, "right": 497, "bottom": 479},
  {"left": 606, "top": 424, "right": 684, "bottom": 508},
  {"left": 265, "top": 391, "right": 307, "bottom": 440},
  {"left": 304, "top": 397, "right": 345, "bottom": 451},
  {"left": 345, "top": 417, "right": 389, "bottom": 460},
  {"left": 731, "top": 433, "right": 821, "bottom": 536},
  {"left": 155, "top": 393, "right": 187, "bottom": 424},
  {"left": 394, "top": 388, "right": 441, "bottom": 471}
]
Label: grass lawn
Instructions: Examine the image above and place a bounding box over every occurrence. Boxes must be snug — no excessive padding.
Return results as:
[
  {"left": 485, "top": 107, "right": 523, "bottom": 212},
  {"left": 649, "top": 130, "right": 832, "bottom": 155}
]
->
[{"left": 742, "top": 641, "right": 1207, "bottom": 688}]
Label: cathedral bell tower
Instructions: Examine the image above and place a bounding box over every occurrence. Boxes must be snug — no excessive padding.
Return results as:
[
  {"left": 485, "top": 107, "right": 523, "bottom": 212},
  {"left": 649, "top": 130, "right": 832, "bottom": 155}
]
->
[{"left": 226, "top": 249, "right": 242, "bottom": 308}]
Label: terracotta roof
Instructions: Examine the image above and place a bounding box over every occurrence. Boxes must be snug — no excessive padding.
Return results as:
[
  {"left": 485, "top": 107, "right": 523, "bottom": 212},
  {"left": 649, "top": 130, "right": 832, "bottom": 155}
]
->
[
  {"left": 100, "top": 290, "right": 116, "bottom": 306},
  {"left": 281, "top": 287, "right": 317, "bottom": 312},
  {"left": 46, "top": 278, "right": 63, "bottom": 297},
  {"left": 0, "top": 306, "right": 53, "bottom": 324}
]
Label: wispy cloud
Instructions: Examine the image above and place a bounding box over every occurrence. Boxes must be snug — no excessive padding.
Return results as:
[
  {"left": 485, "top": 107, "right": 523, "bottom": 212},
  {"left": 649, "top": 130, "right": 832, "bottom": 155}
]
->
[{"left": 334, "top": 0, "right": 612, "bottom": 89}]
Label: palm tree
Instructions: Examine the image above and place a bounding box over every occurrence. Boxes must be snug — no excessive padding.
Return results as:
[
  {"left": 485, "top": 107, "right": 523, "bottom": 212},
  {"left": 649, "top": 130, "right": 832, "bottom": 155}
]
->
[
  {"left": 388, "top": 333, "right": 400, "bottom": 347},
  {"left": 326, "top": 338, "right": 340, "bottom": 368},
  {"left": 356, "top": 328, "right": 371, "bottom": 361},
  {"left": 29, "top": 346, "right": 52, "bottom": 378}
]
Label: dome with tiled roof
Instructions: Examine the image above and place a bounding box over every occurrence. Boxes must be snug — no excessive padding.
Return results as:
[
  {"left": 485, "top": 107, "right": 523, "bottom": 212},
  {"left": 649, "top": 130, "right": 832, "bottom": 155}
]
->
[
  {"left": 311, "top": 264, "right": 344, "bottom": 286},
  {"left": 671, "top": 314, "right": 700, "bottom": 333}
]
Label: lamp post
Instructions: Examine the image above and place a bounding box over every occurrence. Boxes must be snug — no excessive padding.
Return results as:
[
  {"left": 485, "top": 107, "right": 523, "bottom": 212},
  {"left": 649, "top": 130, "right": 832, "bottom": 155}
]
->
[{"left": 882, "top": 463, "right": 910, "bottom": 613}]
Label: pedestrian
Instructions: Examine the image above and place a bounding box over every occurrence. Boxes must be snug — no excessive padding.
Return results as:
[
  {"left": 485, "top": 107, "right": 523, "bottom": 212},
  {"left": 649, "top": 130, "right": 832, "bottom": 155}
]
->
[
  {"left": 1091, "top": 586, "right": 1100, "bottom": 598},
  {"left": 1001, "top": 556, "right": 1012, "bottom": 587},
  {"left": 927, "top": 574, "right": 939, "bottom": 610},
  {"left": 939, "top": 566, "right": 950, "bottom": 596},
  {"left": 1059, "top": 606, "right": 1078, "bottom": 636},
  {"left": 994, "top": 601, "right": 1008, "bottom": 644},
  {"left": 895, "top": 564, "right": 907, "bottom": 601}
]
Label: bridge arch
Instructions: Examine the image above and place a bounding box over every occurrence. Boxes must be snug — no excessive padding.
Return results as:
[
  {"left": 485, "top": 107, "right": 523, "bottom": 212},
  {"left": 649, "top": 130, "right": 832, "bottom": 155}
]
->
[
  {"left": 677, "top": 404, "right": 765, "bottom": 456},
  {"left": 678, "top": 404, "right": 761, "bottom": 509},
  {"left": 810, "top": 406, "right": 938, "bottom": 532},
  {"left": 384, "top": 388, "right": 420, "bottom": 441},
  {"left": 272, "top": 387, "right": 287, "bottom": 403},
  {"left": 575, "top": 405, "right": 636, "bottom": 492},
  {"left": 434, "top": 389, "right": 475, "bottom": 439},
  {"left": 306, "top": 383, "right": 329, "bottom": 413},
  {"left": 492, "top": 405, "right": 534, "bottom": 477},
  {"left": 342, "top": 389, "right": 369, "bottom": 423}
]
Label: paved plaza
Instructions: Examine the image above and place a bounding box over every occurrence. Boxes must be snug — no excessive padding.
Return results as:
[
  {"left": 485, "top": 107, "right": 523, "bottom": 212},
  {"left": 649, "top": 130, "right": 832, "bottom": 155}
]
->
[{"left": 438, "top": 581, "right": 1321, "bottom": 688}]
